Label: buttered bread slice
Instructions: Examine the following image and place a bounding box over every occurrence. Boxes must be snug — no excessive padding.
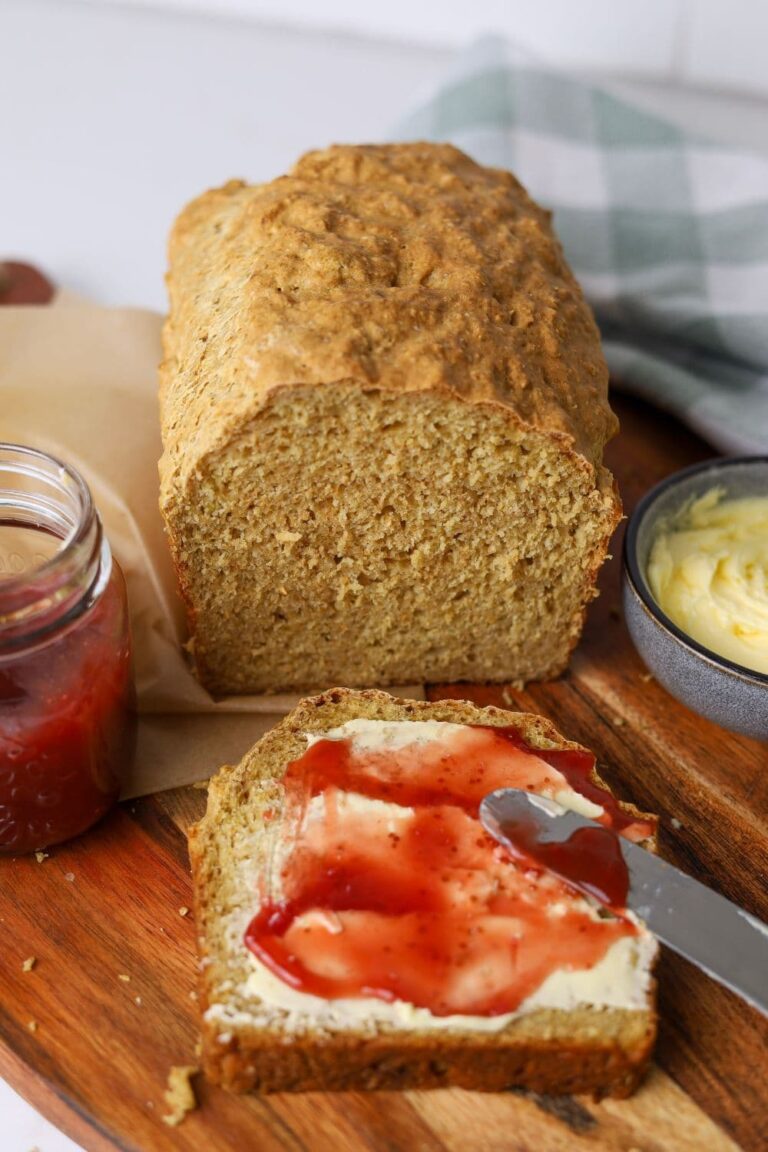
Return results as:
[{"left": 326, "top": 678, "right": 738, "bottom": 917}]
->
[
  {"left": 160, "top": 142, "right": 620, "bottom": 693},
  {"left": 189, "top": 689, "right": 658, "bottom": 1096}
]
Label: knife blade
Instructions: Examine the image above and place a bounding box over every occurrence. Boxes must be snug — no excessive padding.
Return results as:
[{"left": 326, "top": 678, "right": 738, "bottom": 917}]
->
[{"left": 479, "top": 788, "right": 768, "bottom": 1017}]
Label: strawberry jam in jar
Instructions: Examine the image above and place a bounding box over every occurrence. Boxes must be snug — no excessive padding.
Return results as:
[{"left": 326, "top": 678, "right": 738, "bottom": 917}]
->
[{"left": 0, "top": 445, "right": 136, "bottom": 853}]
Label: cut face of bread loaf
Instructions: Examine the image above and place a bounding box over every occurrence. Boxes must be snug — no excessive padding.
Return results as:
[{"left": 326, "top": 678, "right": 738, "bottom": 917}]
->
[
  {"left": 160, "top": 143, "right": 620, "bottom": 694},
  {"left": 189, "top": 688, "right": 658, "bottom": 1096}
]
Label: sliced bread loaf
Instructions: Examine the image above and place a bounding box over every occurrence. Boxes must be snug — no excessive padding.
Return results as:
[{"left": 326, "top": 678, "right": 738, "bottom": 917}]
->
[
  {"left": 160, "top": 142, "right": 621, "bottom": 694},
  {"left": 189, "top": 688, "right": 658, "bottom": 1096}
]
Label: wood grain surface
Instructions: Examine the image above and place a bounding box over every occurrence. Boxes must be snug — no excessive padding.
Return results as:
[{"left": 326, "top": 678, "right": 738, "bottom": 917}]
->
[{"left": 0, "top": 382, "right": 766, "bottom": 1152}]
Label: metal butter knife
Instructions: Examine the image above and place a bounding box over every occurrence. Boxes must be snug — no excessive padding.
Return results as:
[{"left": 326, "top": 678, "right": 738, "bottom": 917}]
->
[{"left": 480, "top": 789, "right": 768, "bottom": 1017}]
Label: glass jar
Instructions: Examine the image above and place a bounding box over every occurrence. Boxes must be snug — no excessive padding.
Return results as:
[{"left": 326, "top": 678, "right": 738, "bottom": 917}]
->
[{"left": 0, "top": 444, "right": 136, "bottom": 854}]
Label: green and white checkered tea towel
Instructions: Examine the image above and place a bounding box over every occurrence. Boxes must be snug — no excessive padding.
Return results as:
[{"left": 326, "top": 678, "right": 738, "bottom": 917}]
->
[{"left": 397, "top": 39, "right": 768, "bottom": 455}]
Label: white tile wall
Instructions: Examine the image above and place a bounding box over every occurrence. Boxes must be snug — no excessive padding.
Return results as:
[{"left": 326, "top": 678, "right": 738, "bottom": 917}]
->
[
  {"left": 79, "top": 0, "right": 768, "bottom": 94},
  {"left": 682, "top": 0, "right": 768, "bottom": 93},
  {"left": 78, "top": 0, "right": 686, "bottom": 73}
]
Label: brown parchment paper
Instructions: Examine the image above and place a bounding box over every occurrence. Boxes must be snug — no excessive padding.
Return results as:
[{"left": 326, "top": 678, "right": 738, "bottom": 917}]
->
[{"left": 0, "top": 304, "right": 423, "bottom": 797}]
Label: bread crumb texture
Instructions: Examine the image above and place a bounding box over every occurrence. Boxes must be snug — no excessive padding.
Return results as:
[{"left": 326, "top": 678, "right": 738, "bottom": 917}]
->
[
  {"left": 188, "top": 688, "right": 657, "bottom": 1096},
  {"left": 160, "top": 143, "right": 620, "bottom": 693},
  {"left": 162, "top": 1064, "right": 198, "bottom": 1127}
]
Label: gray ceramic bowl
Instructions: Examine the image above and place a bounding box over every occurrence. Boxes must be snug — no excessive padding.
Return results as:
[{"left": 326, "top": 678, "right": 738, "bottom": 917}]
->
[{"left": 623, "top": 457, "right": 768, "bottom": 741}]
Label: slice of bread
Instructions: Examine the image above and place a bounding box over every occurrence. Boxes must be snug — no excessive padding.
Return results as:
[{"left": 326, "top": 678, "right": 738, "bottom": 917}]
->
[
  {"left": 189, "top": 689, "right": 658, "bottom": 1097},
  {"left": 160, "top": 142, "right": 621, "bottom": 694}
]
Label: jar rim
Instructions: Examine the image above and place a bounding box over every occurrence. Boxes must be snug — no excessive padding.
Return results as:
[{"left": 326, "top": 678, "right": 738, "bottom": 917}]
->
[
  {"left": 0, "top": 442, "right": 94, "bottom": 589},
  {"left": 0, "top": 443, "right": 106, "bottom": 651}
]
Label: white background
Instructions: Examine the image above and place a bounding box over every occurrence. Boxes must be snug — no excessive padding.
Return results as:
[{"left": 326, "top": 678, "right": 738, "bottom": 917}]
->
[
  {"left": 81, "top": 0, "right": 768, "bottom": 95},
  {"left": 1, "top": 1, "right": 767, "bottom": 1149}
]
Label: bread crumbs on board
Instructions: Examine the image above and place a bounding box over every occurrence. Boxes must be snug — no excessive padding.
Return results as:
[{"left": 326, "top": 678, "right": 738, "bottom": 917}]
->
[
  {"left": 22, "top": 956, "right": 36, "bottom": 972},
  {"left": 162, "top": 1065, "right": 198, "bottom": 1126}
]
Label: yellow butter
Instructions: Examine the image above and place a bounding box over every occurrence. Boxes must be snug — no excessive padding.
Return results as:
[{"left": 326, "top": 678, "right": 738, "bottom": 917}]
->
[{"left": 647, "top": 488, "right": 768, "bottom": 675}]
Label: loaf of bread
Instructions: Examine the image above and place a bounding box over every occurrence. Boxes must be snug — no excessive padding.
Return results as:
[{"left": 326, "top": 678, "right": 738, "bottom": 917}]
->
[
  {"left": 160, "top": 143, "right": 620, "bottom": 694},
  {"left": 189, "top": 688, "right": 658, "bottom": 1096}
]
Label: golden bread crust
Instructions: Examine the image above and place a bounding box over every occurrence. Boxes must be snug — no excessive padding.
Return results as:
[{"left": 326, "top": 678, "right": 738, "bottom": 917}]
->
[{"left": 160, "top": 142, "right": 616, "bottom": 498}]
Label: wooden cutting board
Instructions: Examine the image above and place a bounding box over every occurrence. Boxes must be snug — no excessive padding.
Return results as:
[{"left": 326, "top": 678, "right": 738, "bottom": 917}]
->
[{"left": 0, "top": 276, "right": 766, "bottom": 1150}]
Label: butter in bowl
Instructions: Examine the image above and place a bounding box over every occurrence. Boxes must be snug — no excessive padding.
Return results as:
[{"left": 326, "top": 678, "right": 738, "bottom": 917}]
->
[{"left": 623, "top": 457, "right": 768, "bottom": 741}]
